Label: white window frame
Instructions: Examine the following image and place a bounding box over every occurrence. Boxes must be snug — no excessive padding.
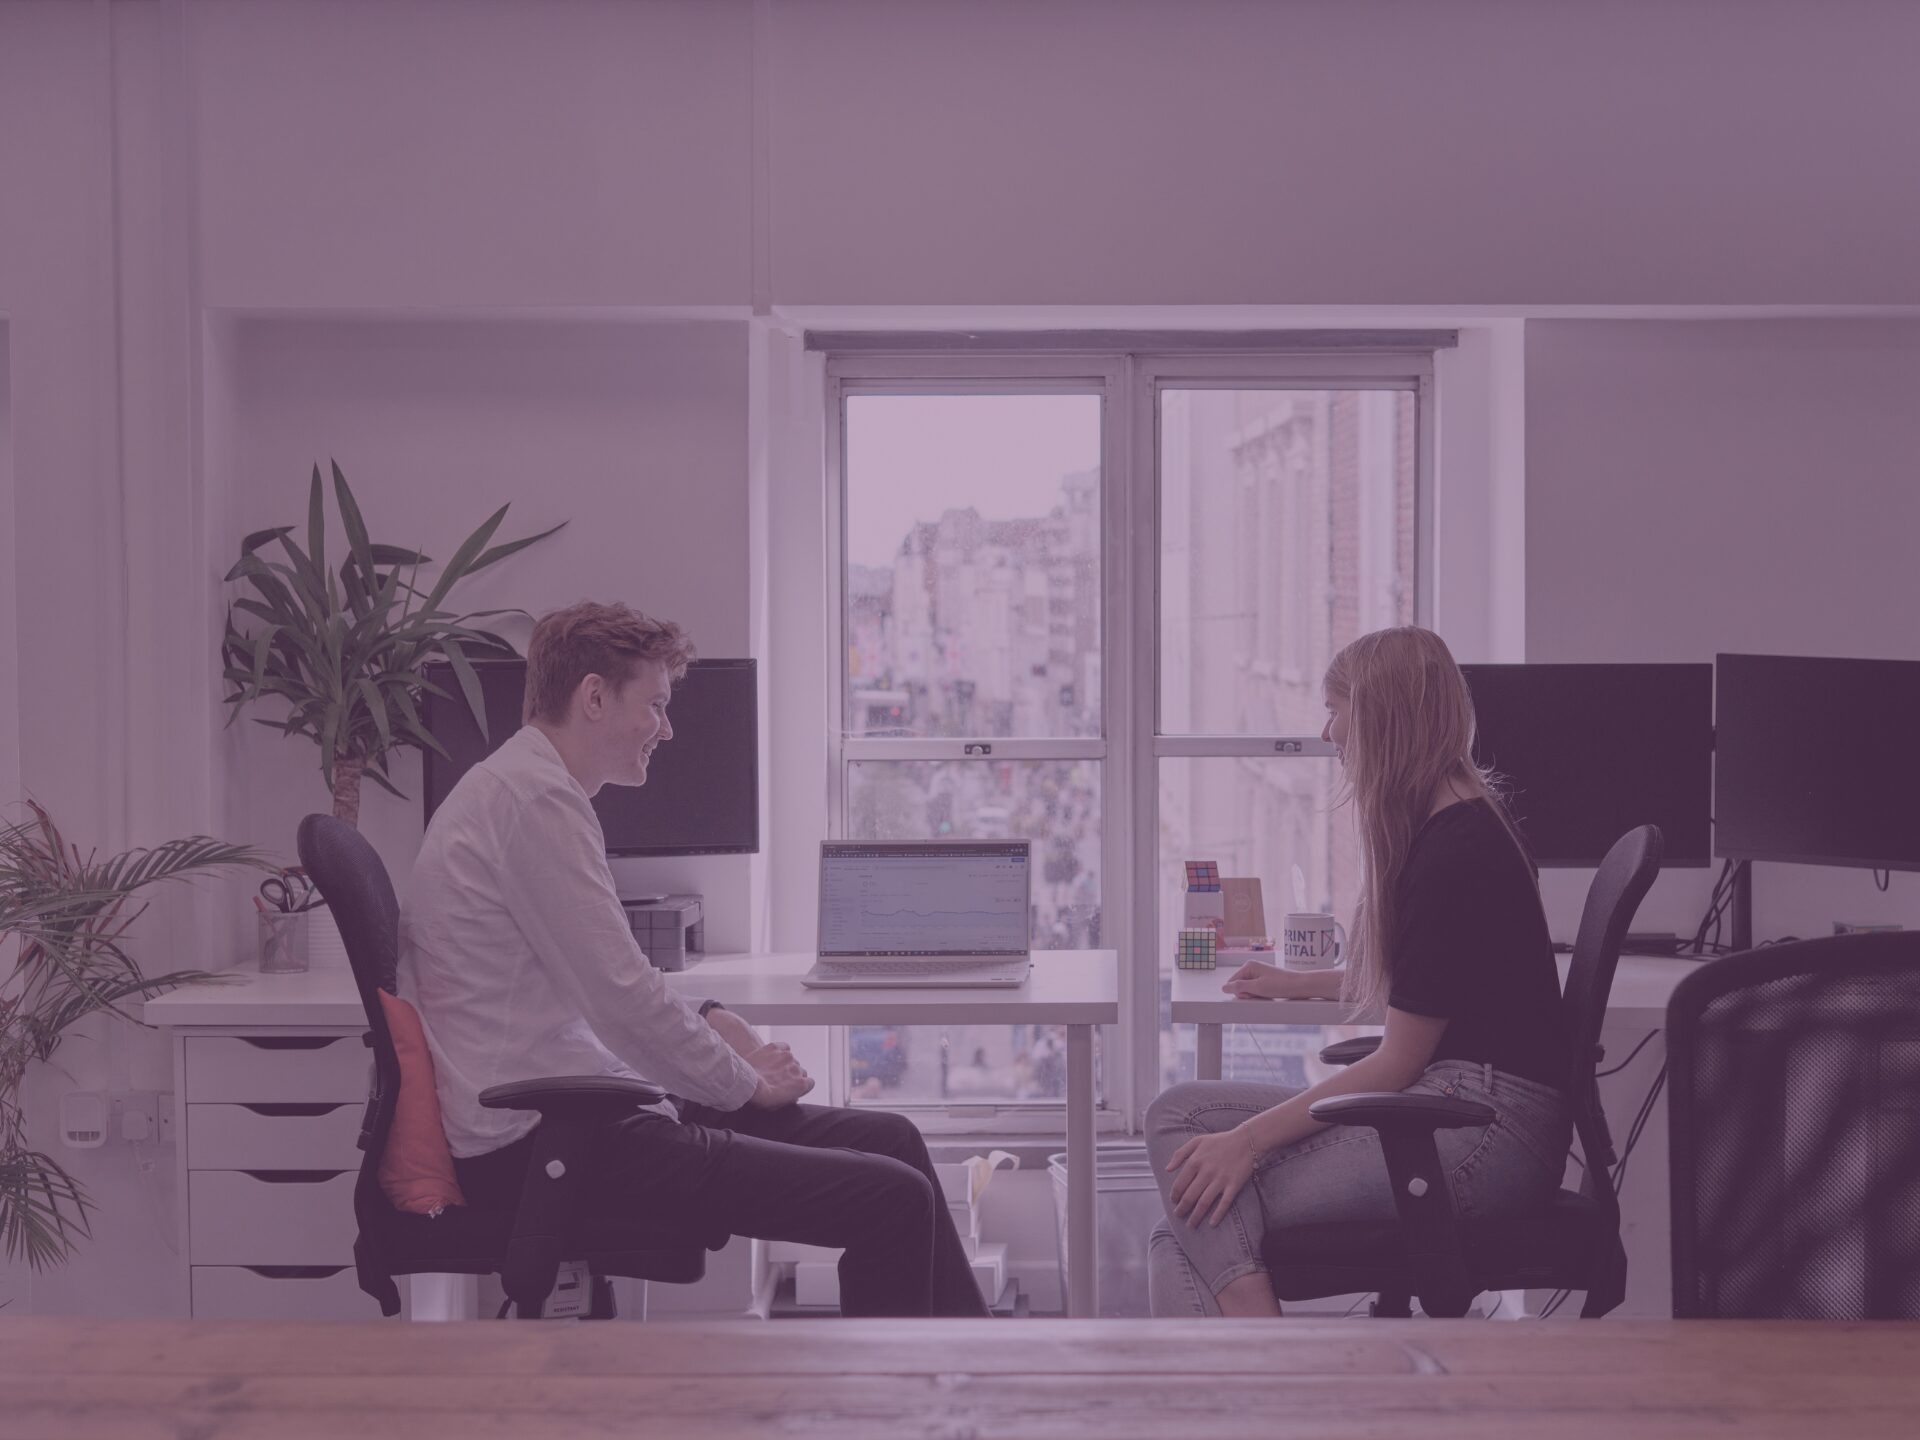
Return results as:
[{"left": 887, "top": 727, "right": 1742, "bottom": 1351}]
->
[
  {"left": 820, "top": 344, "right": 1436, "bottom": 1135},
  {"left": 826, "top": 355, "right": 1131, "bottom": 1135},
  {"left": 1135, "top": 355, "right": 1433, "bottom": 1115}
]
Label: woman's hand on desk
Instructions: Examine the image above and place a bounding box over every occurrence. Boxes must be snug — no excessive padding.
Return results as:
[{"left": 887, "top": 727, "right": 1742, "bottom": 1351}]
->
[
  {"left": 746, "top": 1041, "right": 816, "bottom": 1109},
  {"left": 1221, "top": 961, "right": 1340, "bottom": 1001}
]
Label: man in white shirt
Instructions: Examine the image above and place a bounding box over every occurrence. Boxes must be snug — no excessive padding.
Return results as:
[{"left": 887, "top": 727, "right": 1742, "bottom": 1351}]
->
[{"left": 400, "top": 601, "right": 986, "bottom": 1317}]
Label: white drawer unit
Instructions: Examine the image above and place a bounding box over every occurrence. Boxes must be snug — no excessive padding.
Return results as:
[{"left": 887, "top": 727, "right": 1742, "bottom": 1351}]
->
[
  {"left": 184, "top": 1035, "right": 371, "bottom": 1104},
  {"left": 188, "top": 1170, "right": 360, "bottom": 1266},
  {"left": 191, "top": 1265, "right": 390, "bottom": 1322},
  {"left": 144, "top": 976, "right": 379, "bottom": 1320},
  {"left": 187, "top": 1102, "right": 365, "bottom": 1171}
]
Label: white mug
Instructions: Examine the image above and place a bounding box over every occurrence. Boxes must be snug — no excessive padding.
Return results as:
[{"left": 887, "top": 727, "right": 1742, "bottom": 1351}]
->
[{"left": 1281, "top": 912, "right": 1346, "bottom": 971}]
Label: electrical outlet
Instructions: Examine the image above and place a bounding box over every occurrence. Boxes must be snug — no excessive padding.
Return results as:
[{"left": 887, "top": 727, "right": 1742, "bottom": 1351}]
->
[
  {"left": 156, "top": 1090, "right": 176, "bottom": 1145},
  {"left": 113, "top": 1091, "right": 158, "bottom": 1144}
]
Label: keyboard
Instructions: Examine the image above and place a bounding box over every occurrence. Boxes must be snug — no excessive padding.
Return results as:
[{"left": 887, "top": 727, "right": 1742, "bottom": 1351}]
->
[{"left": 801, "top": 957, "right": 1032, "bottom": 989}]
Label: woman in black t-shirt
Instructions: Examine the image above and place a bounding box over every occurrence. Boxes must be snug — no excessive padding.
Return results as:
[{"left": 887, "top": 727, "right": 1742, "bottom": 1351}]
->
[{"left": 1145, "top": 626, "right": 1572, "bottom": 1318}]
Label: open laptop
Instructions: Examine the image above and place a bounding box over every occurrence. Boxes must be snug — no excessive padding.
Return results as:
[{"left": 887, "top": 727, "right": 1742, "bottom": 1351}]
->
[{"left": 801, "top": 840, "right": 1033, "bottom": 989}]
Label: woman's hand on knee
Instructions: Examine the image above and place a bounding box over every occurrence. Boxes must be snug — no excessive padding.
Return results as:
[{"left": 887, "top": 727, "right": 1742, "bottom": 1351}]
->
[{"left": 1166, "top": 1127, "right": 1257, "bottom": 1228}]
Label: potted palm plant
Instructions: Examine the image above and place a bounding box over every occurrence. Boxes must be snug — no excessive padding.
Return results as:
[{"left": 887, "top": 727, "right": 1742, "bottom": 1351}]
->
[
  {"left": 1, "top": 801, "right": 268, "bottom": 1275},
  {"left": 220, "top": 461, "right": 564, "bottom": 825}
]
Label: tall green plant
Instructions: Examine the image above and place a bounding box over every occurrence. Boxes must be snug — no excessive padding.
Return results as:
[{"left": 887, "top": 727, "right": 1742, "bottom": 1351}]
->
[
  {"left": 0, "top": 801, "right": 270, "bottom": 1272},
  {"left": 221, "top": 461, "right": 564, "bottom": 825}
]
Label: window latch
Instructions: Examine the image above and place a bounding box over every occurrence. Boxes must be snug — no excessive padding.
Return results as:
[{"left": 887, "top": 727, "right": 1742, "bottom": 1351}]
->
[
  {"left": 1274, "top": 739, "right": 1302, "bottom": 754},
  {"left": 964, "top": 742, "right": 993, "bottom": 756}
]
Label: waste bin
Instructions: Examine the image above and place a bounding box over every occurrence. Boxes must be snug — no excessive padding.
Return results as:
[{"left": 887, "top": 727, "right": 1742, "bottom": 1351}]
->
[{"left": 1048, "top": 1142, "right": 1164, "bottom": 1317}]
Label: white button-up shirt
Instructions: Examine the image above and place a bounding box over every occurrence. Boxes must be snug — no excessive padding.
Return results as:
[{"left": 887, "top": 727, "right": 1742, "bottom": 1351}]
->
[{"left": 398, "top": 724, "right": 758, "bottom": 1157}]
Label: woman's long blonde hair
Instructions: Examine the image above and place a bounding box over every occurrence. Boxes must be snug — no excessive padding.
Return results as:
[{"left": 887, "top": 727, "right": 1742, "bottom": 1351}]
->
[{"left": 1325, "top": 627, "right": 1535, "bottom": 1019}]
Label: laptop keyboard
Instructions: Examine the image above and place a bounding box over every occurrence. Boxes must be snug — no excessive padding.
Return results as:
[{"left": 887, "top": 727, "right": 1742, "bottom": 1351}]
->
[{"left": 817, "top": 958, "right": 1029, "bottom": 981}]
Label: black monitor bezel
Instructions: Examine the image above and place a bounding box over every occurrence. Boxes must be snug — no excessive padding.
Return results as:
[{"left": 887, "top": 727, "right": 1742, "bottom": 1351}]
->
[
  {"left": 419, "top": 654, "right": 760, "bottom": 858},
  {"left": 1460, "top": 661, "right": 1715, "bottom": 870},
  {"left": 1712, "top": 652, "right": 1920, "bottom": 874}
]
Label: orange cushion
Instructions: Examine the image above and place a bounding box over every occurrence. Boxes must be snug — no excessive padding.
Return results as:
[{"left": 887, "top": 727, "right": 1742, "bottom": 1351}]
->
[{"left": 375, "top": 989, "right": 467, "bottom": 1215}]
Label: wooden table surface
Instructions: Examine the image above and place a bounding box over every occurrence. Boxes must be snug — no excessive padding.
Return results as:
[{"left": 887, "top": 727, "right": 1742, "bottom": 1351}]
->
[{"left": 5, "top": 1317, "right": 1919, "bottom": 1440}]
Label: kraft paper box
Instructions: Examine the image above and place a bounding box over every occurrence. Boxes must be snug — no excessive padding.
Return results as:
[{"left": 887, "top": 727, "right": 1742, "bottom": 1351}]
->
[
  {"left": 1221, "top": 876, "right": 1266, "bottom": 944},
  {"left": 934, "top": 1149, "right": 1019, "bottom": 1207}
]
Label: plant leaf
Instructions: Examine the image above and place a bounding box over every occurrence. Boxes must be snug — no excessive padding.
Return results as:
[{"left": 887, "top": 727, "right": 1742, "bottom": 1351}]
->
[
  {"left": 355, "top": 677, "right": 392, "bottom": 754},
  {"left": 306, "top": 463, "right": 326, "bottom": 583},
  {"left": 470, "top": 520, "right": 568, "bottom": 575},
  {"left": 368, "top": 544, "right": 431, "bottom": 566},
  {"left": 438, "top": 638, "right": 489, "bottom": 747},
  {"left": 331, "top": 460, "right": 379, "bottom": 600},
  {"left": 419, "top": 504, "right": 509, "bottom": 616}
]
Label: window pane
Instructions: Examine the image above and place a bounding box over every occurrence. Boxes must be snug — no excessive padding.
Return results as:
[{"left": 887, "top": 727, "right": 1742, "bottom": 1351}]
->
[
  {"left": 845, "top": 759, "right": 1102, "bottom": 1105},
  {"left": 1156, "top": 756, "right": 1372, "bottom": 1089},
  {"left": 844, "top": 393, "right": 1102, "bottom": 739},
  {"left": 1159, "top": 388, "right": 1415, "bottom": 736}
]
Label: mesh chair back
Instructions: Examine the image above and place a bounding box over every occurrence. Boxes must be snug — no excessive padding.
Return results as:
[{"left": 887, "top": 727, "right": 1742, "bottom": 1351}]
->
[
  {"left": 1668, "top": 932, "right": 1920, "bottom": 1319},
  {"left": 1562, "top": 825, "right": 1665, "bottom": 1179}
]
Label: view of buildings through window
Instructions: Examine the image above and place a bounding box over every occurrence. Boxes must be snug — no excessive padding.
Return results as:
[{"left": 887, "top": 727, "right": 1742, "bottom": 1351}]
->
[
  {"left": 1157, "top": 387, "right": 1417, "bottom": 1088},
  {"left": 838, "top": 381, "right": 1416, "bottom": 1107}
]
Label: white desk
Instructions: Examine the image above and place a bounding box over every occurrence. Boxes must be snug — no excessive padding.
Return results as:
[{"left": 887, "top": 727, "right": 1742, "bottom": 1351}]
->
[
  {"left": 1171, "top": 951, "right": 1707, "bottom": 1079},
  {"left": 679, "top": 950, "right": 1120, "bottom": 1318},
  {"left": 147, "top": 949, "right": 1120, "bottom": 1319}
]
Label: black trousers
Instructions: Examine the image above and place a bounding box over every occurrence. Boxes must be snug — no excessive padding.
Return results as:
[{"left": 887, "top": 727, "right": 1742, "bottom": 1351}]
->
[{"left": 456, "top": 1101, "right": 989, "bottom": 1319}]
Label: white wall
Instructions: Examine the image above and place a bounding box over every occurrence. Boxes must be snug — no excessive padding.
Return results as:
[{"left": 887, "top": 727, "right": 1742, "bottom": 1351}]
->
[
  {"left": 1527, "top": 318, "right": 1920, "bottom": 943},
  {"left": 189, "top": 0, "right": 755, "bottom": 308},
  {"left": 1525, "top": 317, "right": 1920, "bottom": 1316},
  {"left": 4, "top": 0, "right": 1918, "bottom": 1320},
  {"left": 763, "top": 0, "right": 1920, "bottom": 305},
  {"left": 214, "top": 315, "right": 755, "bottom": 947},
  {"left": 176, "top": 0, "right": 1920, "bottom": 308}
]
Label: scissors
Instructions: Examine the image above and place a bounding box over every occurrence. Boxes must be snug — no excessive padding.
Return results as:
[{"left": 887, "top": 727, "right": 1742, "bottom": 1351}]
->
[{"left": 259, "top": 869, "right": 322, "bottom": 914}]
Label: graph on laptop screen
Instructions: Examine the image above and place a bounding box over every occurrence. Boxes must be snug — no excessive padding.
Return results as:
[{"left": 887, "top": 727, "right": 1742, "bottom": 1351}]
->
[{"left": 819, "top": 843, "right": 1031, "bottom": 957}]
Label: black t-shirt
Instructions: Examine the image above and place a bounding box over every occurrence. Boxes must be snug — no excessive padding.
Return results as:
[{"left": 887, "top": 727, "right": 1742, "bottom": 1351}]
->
[{"left": 1386, "top": 798, "right": 1568, "bottom": 1091}]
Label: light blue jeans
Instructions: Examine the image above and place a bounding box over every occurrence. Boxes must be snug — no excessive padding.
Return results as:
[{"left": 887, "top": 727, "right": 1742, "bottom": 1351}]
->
[{"left": 1144, "top": 1062, "right": 1570, "bottom": 1316}]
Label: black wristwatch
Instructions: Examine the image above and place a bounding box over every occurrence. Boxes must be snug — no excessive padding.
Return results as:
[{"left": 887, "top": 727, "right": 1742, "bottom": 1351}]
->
[{"left": 698, "top": 999, "right": 726, "bottom": 1019}]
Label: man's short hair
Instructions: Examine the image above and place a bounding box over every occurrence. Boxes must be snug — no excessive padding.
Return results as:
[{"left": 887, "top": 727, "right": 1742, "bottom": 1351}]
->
[{"left": 523, "top": 601, "right": 697, "bottom": 724}]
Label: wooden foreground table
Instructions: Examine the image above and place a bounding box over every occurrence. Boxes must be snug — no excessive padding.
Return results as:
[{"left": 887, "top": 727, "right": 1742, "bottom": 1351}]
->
[{"left": 4, "top": 1317, "right": 1918, "bottom": 1440}]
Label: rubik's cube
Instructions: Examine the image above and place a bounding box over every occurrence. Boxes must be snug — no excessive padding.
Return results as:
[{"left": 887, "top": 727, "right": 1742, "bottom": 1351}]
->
[
  {"left": 1176, "top": 927, "right": 1219, "bottom": 971},
  {"left": 1184, "top": 860, "right": 1221, "bottom": 892}
]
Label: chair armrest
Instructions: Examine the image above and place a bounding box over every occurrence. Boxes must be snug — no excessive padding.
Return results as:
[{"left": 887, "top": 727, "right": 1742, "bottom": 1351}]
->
[
  {"left": 1318, "top": 1036, "right": 1382, "bottom": 1067},
  {"left": 485, "top": 1076, "right": 664, "bottom": 1319},
  {"left": 1305, "top": 1090, "right": 1495, "bottom": 1318},
  {"left": 479, "top": 1074, "right": 669, "bottom": 1116},
  {"left": 1309, "top": 1091, "right": 1494, "bottom": 1132}
]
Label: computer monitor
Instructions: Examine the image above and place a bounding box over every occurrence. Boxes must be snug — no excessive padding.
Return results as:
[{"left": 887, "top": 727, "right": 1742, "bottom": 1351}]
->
[
  {"left": 1713, "top": 653, "right": 1920, "bottom": 872},
  {"left": 1459, "top": 663, "right": 1714, "bottom": 868},
  {"left": 419, "top": 656, "right": 758, "bottom": 856}
]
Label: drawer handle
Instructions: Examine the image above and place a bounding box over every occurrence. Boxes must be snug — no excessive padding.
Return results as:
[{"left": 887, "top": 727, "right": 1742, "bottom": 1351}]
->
[
  {"left": 238, "top": 1170, "right": 349, "bottom": 1184},
  {"left": 240, "top": 1036, "right": 348, "bottom": 1051},
  {"left": 239, "top": 1103, "right": 349, "bottom": 1118},
  {"left": 244, "top": 1266, "right": 348, "bottom": 1280}
]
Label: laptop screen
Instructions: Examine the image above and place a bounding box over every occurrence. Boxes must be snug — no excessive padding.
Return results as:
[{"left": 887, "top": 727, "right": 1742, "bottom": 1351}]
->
[{"left": 818, "top": 842, "right": 1032, "bottom": 957}]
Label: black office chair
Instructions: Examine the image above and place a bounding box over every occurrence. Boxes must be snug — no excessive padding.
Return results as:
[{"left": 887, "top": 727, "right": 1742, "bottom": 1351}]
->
[
  {"left": 1261, "top": 824, "right": 1665, "bottom": 1318},
  {"left": 296, "top": 814, "right": 725, "bottom": 1320},
  {"left": 1668, "top": 931, "right": 1920, "bottom": 1319}
]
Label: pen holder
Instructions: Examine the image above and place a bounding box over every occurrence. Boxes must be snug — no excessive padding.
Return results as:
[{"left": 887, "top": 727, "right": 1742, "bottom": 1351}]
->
[{"left": 258, "top": 910, "right": 310, "bottom": 974}]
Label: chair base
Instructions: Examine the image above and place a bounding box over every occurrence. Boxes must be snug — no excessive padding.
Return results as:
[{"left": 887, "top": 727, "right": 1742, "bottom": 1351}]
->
[{"left": 408, "top": 1272, "right": 480, "bottom": 1321}]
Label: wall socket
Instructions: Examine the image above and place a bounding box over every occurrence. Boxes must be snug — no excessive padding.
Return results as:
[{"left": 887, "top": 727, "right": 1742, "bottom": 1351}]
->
[{"left": 109, "top": 1091, "right": 161, "bottom": 1144}]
